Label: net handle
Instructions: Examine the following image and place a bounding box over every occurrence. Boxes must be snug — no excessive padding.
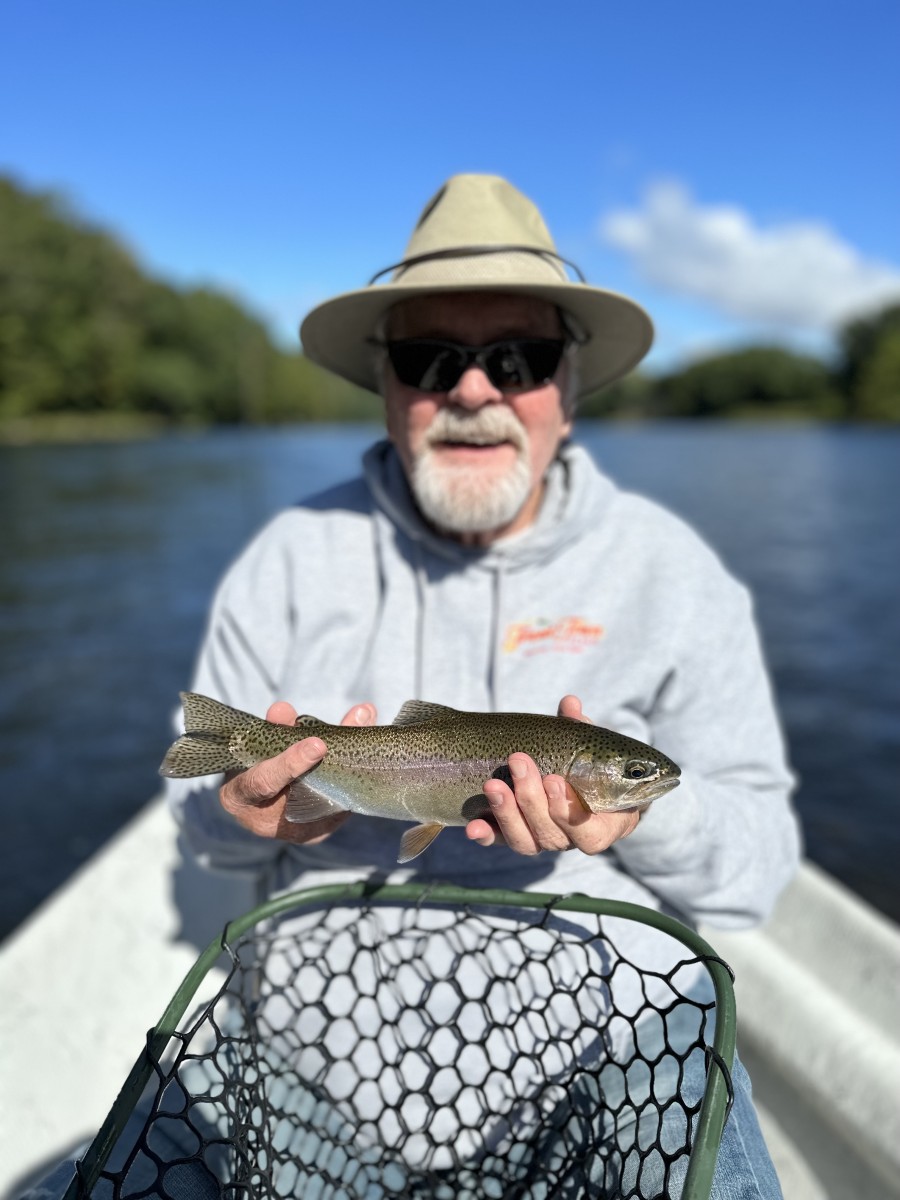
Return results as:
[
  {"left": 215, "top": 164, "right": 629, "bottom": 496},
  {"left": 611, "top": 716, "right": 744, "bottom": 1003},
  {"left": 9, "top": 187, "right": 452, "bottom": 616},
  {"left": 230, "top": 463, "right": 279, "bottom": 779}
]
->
[{"left": 64, "top": 881, "right": 736, "bottom": 1200}]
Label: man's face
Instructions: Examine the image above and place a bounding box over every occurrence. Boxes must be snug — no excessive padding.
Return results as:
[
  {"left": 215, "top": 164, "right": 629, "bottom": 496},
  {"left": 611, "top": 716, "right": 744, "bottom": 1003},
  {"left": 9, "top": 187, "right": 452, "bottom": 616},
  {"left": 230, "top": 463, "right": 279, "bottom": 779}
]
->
[{"left": 382, "top": 292, "right": 573, "bottom": 545}]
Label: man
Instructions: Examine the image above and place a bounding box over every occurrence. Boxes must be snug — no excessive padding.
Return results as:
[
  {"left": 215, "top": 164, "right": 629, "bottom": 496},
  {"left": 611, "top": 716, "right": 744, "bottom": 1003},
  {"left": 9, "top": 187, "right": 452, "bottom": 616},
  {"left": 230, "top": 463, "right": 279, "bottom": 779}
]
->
[{"left": 168, "top": 174, "right": 799, "bottom": 1197}]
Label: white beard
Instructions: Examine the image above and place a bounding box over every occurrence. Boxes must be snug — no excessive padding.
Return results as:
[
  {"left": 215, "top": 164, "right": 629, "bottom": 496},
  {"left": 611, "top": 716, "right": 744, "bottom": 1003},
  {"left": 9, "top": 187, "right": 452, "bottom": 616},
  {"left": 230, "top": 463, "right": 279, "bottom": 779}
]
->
[{"left": 409, "top": 406, "right": 533, "bottom": 535}]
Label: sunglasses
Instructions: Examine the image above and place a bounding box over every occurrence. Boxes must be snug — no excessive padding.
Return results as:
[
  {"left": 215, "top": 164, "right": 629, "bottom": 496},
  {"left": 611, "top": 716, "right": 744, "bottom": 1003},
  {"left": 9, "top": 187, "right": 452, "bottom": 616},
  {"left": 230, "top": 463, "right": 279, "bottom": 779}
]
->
[{"left": 376, "top": 337, "right": 567, "bottom": 394}]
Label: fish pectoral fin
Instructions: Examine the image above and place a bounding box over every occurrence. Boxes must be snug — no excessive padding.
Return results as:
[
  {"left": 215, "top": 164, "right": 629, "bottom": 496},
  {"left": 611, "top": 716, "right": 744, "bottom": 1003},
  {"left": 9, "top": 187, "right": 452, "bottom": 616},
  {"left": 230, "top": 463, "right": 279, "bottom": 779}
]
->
[
  {"left": 393, "top": 700, "right": 461, "bottom": 726},
  {"left": 284, "top": 777, "right": 347, "bottom": 824},
  {"left": 397, "top": 822, "right": 444, "bottom": 862}
]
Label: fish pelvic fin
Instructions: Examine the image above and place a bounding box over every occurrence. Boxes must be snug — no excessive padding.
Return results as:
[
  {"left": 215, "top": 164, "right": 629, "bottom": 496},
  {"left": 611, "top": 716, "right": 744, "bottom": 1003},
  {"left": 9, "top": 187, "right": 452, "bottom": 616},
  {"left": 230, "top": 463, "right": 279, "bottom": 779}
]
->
[
  {"left": 397, "top": 822, "right": 444, "bottom": 863},
  {"left": 159, "top": 693, "right": 253, "bottom": 778},
  {"left": 393, "top": 700, "right": 461, "bottom": 726},
  {"left": 284, "top": 777, "right": 348, "bottom": 824}
]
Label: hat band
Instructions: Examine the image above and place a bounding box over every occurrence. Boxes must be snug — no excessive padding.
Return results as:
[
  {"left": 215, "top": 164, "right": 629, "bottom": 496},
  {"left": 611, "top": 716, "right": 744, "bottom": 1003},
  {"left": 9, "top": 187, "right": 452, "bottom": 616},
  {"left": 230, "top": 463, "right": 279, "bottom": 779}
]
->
[{"left": 367, "top": 244, "right": 587, "bottom": 287}]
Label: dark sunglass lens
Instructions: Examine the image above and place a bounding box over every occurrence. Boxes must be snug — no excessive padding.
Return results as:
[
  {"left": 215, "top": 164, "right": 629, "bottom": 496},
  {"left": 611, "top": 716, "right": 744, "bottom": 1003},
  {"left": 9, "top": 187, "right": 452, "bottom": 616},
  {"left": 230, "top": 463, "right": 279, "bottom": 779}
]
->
[
  {"left": 484, "top": 344, "right": 531, "bottom": 389},
  {"left": 388, "top": 338, "right": 564, "bottom": 392},
  {"left": 423, "top": 346, "right": 467, "bottom": 392},
  {"left": 388, "top": 342, "right": 465, "bottom": 392},
  {"left": 486, "top": 341, "right": 565, "bottom": 390}
]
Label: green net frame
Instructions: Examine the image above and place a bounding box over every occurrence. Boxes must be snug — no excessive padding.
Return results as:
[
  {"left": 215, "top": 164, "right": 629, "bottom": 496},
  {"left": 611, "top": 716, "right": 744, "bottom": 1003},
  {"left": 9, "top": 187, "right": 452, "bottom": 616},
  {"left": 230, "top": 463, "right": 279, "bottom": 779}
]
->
[{"left": 63, "top": 882, "right": 736, "bottom": 1200}]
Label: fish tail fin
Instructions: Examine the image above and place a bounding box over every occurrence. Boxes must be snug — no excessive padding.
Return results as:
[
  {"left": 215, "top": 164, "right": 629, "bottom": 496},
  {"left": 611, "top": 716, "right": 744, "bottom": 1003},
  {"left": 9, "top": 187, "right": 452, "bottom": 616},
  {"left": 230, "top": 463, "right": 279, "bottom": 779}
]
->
[
  {"left": 180, "top": 691, "right": 248, "bottom": 736},
  {"left": 159, "top": 692, "right": 250, "bottom": 779}
]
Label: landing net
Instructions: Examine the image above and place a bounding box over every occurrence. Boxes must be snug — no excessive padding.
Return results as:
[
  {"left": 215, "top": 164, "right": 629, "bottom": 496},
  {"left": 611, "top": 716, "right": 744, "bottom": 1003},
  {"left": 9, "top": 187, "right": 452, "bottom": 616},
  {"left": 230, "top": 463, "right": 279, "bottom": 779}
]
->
[{"left": 65, "top": 883, "right": 735, "bottom": 1200}]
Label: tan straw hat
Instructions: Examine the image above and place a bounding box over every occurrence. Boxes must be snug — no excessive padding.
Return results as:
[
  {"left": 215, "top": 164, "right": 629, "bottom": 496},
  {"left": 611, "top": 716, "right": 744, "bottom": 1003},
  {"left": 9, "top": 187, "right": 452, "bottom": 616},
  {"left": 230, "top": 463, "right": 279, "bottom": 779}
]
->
[{"left": 300, "top": 174, "right": 653, "bottom": 397}]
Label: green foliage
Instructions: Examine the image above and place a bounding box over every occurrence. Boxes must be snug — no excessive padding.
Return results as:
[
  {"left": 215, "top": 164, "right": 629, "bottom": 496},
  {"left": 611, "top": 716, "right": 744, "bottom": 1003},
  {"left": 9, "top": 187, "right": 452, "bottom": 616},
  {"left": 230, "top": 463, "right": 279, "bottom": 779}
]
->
[
  {"left": 0, "top": 175, "right": 374, "bottom": 432},
  {"left": 579, "top": 373, "right": 662, "bottom": 419},
  {"left": 265, "top": 354, "right": 376, "bottom": 422},
  {"left": 0, "top": 178, "right": 145, "bottom": 417},
  {"left": 0, "top": 174, "right": 897, "bottom": 432},
  {"left": 656, "top": 346, "right": 843, "bottom": 420},
  {"left": 584, "top": 318, "right": 900, "bottom": 424},
  {"left": 838, "top": 304, "right": 900, "bottom": 421}
]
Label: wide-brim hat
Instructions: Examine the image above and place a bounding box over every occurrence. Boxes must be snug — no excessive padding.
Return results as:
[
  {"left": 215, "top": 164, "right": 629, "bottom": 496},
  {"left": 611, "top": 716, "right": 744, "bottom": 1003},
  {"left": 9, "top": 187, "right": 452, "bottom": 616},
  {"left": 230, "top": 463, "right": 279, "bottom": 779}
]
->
[{"left": 300, "top": 174, "right": 653, "bottom": 398}]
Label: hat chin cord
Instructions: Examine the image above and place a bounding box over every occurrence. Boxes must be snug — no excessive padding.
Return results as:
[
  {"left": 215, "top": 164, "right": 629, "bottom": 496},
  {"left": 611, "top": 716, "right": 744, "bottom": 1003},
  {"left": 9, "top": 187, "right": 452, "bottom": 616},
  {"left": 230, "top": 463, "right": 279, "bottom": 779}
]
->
[{"left": 367, "top": 244, "right": 588, "bottom": 287}]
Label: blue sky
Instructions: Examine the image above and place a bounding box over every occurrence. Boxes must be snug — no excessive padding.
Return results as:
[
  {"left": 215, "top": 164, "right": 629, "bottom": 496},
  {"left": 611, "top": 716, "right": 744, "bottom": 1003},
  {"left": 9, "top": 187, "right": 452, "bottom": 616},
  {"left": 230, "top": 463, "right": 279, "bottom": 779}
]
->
[{"left": 4, "top": 0, "right": 899, "bottom": 370}]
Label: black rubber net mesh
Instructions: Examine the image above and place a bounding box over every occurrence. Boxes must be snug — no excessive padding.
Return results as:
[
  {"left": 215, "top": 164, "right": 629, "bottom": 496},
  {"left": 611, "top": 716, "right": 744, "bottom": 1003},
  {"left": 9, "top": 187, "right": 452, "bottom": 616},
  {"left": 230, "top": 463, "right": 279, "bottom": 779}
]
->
[{"left": 81, "top": 897, "right": 724, "bottom": 1200}]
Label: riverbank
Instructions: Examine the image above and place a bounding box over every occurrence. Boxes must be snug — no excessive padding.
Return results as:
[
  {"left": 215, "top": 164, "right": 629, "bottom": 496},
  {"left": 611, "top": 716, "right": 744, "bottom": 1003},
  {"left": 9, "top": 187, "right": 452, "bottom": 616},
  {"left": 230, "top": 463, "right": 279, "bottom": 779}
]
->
[
  {"left": 0, "top": 411, "right": 171, "bottom": 444},
  {"left": 2, "top": 410, "right": 894, "bottom": 447}
]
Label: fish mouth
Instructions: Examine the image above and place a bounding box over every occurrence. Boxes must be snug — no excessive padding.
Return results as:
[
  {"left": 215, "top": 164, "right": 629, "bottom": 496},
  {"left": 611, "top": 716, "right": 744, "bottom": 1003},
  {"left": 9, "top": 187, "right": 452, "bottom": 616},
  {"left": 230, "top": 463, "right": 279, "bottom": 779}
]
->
[
  {"left": 609, "top": 776, "right": 681, "bottom": 811},
  {"left": 634, "top": 776, "right": 681, "bottom": 804},
  {"left": 577, "top": 773, "right": 681, "bottom": 814}
]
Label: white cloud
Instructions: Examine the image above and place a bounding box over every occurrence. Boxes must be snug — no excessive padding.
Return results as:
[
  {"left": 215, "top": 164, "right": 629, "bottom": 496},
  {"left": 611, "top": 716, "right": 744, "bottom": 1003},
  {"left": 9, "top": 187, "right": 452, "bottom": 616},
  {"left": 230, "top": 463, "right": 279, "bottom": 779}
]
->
[{"left": 600, "top": 181, "right": 900, "bottom": 330}]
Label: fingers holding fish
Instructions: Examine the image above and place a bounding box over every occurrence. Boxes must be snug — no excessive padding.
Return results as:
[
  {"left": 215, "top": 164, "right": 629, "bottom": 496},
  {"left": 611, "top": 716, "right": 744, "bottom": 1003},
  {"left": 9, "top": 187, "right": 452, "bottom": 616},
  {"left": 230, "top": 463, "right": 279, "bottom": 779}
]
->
[
  {"left": 480, "top": 754, "right": 575, "bottom": 854},
  {"left": 471, "top": 698, "right": 619, "bottom": 856},
  {"left": 550, "top": 794, "right": 642, "bottom": 855},
  {"left": 473, "top": 752, "right": 641, "bottom": 856},
  {"left": 266, "top": 699, "right": 300, "bottom": 727},
  {"left": 220, "top": 730, "right": 329, "bottom": 834},
  {"left": 510, "top": 755, "right": 577, "bottom": 852},
  {"left": 219, "top": 698, "right": 374, "bottom": 843},
  {"left": 220, "top": 743, "right": 345, "bottom": 842},
  {"left": 341, "top": 703, "right": 377, "bottom": 727},
  {"left": 557, "top": 694, "right": 592, "bottom": 724}
]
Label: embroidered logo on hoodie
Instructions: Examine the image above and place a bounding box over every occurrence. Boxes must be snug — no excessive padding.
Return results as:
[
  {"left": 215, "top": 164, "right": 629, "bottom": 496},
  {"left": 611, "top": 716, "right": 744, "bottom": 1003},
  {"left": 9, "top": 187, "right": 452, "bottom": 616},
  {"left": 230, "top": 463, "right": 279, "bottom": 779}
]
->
[{"left": 503, "top": 617, "right": 604, "bottom": 657}]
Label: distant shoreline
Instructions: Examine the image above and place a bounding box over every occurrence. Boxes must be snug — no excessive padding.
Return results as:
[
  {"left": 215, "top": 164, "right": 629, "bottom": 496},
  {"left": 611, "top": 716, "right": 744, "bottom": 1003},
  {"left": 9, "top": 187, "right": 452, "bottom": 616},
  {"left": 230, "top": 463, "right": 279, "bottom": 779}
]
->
[
  {"left": 0, "top": 412, "right": 172, "bottom": 445},
  {"left": 1, "top": 409, "right": 876, "bottom": 447}
]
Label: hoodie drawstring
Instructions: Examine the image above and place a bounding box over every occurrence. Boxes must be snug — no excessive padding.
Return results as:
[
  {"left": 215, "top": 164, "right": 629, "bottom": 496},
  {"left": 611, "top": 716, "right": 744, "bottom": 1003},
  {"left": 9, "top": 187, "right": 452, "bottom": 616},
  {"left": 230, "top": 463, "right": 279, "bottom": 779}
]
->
[
  {"left": 413, "top": 543, "right": 428, "bottom": 702},
  {"left": 488, "top": 563, "right": 505, "bottom": 712}
]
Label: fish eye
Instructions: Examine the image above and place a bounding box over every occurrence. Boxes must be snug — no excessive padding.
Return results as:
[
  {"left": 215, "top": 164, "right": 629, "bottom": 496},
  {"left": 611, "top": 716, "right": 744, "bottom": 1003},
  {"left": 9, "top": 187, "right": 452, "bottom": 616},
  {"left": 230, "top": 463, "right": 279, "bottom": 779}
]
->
[{"left": 624, "top": 760, "right": 657, "bottom": 781}]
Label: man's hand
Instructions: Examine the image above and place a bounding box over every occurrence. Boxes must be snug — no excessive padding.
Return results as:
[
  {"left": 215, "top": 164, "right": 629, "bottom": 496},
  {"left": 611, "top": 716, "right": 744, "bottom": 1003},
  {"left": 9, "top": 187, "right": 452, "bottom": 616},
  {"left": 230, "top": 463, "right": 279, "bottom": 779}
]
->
[
  {"left": 219, "top": 700, "right": 377, "bottom": 843},
  {"left": 466, "top": 694, "right": 641, "bottom": 855}
]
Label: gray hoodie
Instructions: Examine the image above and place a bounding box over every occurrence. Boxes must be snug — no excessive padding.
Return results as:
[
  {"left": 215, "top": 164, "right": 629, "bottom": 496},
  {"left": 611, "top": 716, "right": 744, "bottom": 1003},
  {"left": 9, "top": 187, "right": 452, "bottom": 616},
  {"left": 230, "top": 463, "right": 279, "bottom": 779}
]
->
[{"left": 167, "top": 439, "right": 800, "bottom": 932}]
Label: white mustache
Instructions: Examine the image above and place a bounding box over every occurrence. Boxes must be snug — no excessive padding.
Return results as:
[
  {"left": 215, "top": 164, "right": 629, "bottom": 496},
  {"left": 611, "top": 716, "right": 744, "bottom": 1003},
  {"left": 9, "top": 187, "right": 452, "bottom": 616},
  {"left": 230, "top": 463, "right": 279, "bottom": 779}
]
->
[{"left": 424, "top": 406, "right": 528, "bottom": 454}]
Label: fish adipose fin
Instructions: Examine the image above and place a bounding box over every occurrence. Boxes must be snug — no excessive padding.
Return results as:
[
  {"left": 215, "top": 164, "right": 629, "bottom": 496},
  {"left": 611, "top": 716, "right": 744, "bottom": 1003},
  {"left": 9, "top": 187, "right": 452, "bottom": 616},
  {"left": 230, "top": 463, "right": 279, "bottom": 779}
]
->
[
  {"left": 393, "top": 700, "right": 461, "bottom": 726},
  {"left": 159, "top": 692, "right": 248, "bottom": 778},
  {"left": 284, "top": 777, "right": 348, "bottom": 824},
  {"left": 397, "top": 822, "right": 444, "bottom": 862},
  {"left": 295, "top": 714, "right": 328, "bottom": 731}
]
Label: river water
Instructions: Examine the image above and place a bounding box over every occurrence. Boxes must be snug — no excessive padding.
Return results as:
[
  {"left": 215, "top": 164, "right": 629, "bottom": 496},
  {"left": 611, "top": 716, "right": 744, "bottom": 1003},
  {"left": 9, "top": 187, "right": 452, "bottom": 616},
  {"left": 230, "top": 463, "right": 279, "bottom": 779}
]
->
[{"left": 1, "top": 422, "right": 897, "bottom": 940}]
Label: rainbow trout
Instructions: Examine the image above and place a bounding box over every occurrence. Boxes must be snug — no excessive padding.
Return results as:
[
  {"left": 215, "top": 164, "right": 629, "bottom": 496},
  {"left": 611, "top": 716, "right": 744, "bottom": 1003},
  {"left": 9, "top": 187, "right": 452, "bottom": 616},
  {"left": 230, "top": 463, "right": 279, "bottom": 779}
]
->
[{"left": 161, "top": 692, "right": 681, "bottom": 862}]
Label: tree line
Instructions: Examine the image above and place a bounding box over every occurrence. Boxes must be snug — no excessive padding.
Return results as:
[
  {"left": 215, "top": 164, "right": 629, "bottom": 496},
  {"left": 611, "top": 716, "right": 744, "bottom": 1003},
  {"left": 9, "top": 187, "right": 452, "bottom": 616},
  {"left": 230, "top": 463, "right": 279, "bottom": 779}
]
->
[
  {"left": 1, "top": 175, "right": 898, "bottom": 435},
  {"left": 582, "top": 310, "right": 900, "bottom": 422},
  {"left": 0, "top": 176, "right": 374, "bottom": 433}
]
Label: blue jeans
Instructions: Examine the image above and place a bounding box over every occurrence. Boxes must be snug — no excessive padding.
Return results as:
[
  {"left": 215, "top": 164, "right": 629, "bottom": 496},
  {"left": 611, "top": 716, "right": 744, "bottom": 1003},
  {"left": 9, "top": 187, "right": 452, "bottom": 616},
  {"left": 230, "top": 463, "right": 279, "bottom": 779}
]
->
[
  {"left": 682, "top": 979, "right": 783, "bottom": 1200},
  {"left": 586, "top": 973, "right": 783, "bottom": 1200},
  {"left": 702, "top": 1053, "right": 783, "bottom": 1200}
]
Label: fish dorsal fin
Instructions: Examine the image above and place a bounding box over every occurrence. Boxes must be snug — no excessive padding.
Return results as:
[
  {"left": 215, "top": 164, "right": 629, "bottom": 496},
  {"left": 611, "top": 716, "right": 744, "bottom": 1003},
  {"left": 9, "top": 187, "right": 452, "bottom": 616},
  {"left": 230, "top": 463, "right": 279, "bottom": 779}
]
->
[
  {"left": 393, "top": 700, "right": 461, "bottom": 726},
  {"left": 397, "top": 822, "right": 444, "bottom": 863}
]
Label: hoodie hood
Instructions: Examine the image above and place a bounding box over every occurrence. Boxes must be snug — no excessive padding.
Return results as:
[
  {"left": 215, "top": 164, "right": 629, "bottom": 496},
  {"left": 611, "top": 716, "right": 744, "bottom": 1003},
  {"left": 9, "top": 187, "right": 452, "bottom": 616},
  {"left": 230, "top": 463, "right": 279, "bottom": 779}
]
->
[{"left": 362, "top": 438, "right": 614, "bottom": 572}]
